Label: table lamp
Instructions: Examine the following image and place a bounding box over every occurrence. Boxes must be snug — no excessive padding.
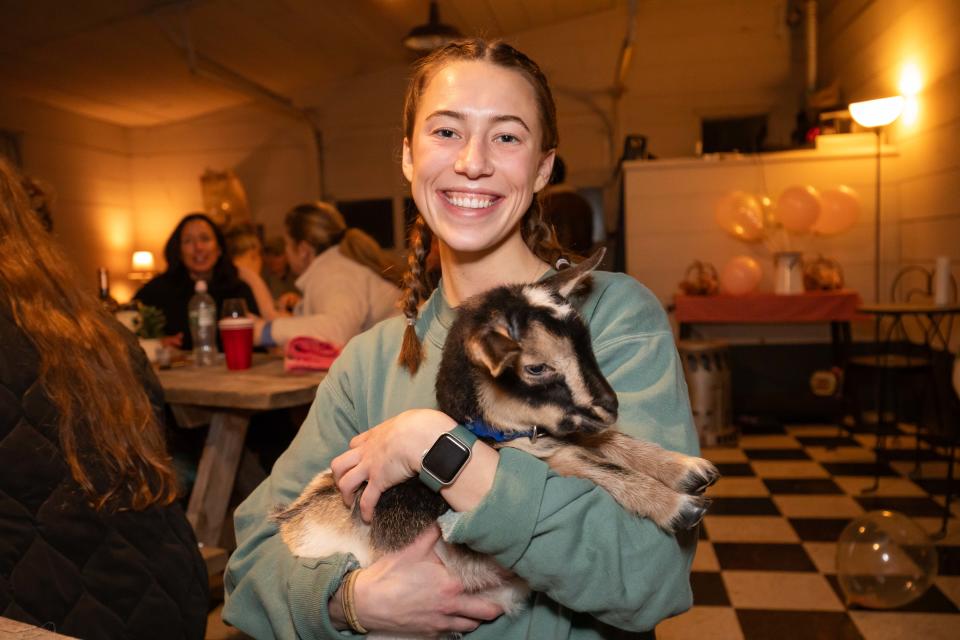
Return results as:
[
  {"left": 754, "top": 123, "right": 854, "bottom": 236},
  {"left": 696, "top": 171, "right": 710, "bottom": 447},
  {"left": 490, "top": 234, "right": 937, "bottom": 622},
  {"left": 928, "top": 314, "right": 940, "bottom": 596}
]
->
[
  {"left": 848, "top": 96, "right": 904, "bottom": 302},
  {"left": 129, "top": 250, "right": 156, "bottom": 281}
]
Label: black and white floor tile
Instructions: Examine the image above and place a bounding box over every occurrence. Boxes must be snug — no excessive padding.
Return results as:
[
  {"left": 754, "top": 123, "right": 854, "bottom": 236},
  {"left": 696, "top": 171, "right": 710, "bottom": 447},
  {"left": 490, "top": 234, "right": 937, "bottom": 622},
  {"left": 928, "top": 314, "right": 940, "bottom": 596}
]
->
[{"left": 658, "top": 423, "right": 960, "bottom": 640}]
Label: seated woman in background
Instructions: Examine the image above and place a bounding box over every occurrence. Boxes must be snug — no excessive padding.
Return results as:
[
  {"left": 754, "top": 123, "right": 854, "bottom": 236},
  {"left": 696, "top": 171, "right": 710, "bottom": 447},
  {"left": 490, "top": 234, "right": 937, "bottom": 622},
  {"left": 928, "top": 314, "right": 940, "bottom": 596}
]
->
[
  {"left": 0, "top": 158, "right": 208, "bottom": 639},
  {"left": 255, "top": 201, "right": 401, "bottom": 349},
  {"left": 135, "top": 212, "right": 259, "bottom": 350},
  {"left": 224, "top": 225, "right": 277, "bottom": 321}
]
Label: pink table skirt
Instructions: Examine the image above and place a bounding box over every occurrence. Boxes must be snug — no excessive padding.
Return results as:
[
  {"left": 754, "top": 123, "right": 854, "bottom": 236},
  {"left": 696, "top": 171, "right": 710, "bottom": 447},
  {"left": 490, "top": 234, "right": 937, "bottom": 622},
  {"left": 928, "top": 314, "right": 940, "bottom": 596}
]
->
[{"left": 674, "top": 290, "right": 863, "bottom": 324}]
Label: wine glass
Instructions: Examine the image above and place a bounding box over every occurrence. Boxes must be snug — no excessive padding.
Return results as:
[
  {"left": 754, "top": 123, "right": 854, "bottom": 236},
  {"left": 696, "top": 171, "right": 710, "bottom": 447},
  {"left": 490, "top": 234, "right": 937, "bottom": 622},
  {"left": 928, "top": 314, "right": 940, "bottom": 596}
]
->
[{"left": 221, "top": 298, "right": 249, "bottom": 319}]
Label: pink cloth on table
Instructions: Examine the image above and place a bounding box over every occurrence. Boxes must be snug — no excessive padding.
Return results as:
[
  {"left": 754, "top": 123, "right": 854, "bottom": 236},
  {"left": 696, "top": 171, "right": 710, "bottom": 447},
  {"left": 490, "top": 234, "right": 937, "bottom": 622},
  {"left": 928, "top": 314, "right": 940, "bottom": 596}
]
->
[
  {"left": 674, "top": 290, "right": 863, "bottom": 323},
  {"left": 283, "top": 336, "right": 341, "bottom": 372}
]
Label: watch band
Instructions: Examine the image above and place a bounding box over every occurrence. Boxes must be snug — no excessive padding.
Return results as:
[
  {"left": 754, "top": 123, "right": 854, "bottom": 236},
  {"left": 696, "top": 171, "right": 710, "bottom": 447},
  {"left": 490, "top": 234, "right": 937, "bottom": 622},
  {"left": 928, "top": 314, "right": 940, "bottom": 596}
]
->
[{"left": 419, "top": 424, "right": 478, "bottom": 492}]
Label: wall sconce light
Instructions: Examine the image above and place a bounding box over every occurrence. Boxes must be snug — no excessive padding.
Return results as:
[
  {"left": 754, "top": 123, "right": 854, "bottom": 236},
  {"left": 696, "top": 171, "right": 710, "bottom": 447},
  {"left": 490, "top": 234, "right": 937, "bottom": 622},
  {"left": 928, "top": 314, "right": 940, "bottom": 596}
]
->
[
  {"left": 129, "top": 250, "right": 156, "bottom": 281},
  {"left": 848, "top": 96, "right": 904, "bottom": 302}
]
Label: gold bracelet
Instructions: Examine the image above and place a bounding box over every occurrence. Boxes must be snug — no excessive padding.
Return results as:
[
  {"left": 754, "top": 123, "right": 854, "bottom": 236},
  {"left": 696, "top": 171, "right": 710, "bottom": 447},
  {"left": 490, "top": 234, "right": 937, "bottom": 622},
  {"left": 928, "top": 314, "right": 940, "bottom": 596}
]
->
[{"left": 340, "top": 569, "right": 368, "bottom": 634}]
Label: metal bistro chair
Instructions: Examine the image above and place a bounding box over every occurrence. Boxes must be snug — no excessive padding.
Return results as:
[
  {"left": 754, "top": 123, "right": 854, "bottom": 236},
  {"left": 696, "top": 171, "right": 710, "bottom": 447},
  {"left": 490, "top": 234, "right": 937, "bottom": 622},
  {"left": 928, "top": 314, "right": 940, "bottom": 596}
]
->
[{"left": 844, "top": 266, "right": 958, "bottom": 523}]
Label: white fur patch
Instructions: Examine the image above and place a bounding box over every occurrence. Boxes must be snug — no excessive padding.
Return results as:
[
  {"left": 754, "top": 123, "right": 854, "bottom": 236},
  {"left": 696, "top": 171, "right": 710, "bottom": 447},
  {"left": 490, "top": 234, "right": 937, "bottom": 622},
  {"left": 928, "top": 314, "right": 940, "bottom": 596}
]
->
[
  {"left": 522, "top": 286, "right": 571, "bottom": 319},
  {"left": 437, "top": 509, "right": 463, "bottom": 538},
  {"left": 287, "top": 522, "right": 375, "bottom": 567}
]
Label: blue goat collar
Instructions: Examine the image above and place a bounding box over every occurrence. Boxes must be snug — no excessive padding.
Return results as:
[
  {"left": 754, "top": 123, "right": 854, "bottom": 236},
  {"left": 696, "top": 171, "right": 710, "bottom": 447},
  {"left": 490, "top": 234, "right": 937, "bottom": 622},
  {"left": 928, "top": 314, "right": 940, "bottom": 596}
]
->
[{"left": 463, "top": 419, "right": 540, "bottom": 443}]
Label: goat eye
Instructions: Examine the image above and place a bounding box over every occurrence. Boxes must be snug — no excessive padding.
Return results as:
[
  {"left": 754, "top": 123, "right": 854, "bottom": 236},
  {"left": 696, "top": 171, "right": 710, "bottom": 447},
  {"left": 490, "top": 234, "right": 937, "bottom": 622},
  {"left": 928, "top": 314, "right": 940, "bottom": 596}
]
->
[{"left": 524, "top": 364, "right": 550, "bottom": 376}]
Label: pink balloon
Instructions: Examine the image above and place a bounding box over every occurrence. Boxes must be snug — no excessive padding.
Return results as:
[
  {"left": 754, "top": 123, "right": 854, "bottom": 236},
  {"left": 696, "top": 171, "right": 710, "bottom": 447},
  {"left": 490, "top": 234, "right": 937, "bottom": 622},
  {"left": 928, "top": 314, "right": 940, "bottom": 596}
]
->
[
  {"left": 776, "top": 185, "right": 821, "bottom": 234},
  {"left": 721, "top": 256, "right": 762, "bottom": 295},
  {"left": 715, "top": 191, "right": 764, "bottom": 242},
  {"left": 812, "top": 186, "right": 861, "bottom": 236}
]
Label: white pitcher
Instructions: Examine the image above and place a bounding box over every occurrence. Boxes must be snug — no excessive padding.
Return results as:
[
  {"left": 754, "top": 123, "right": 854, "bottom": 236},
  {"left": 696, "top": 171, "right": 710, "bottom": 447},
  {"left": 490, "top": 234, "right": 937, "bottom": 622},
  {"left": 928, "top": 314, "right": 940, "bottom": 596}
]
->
[{"left": 774, "top": 251, "right": 804, "bottom": 295}]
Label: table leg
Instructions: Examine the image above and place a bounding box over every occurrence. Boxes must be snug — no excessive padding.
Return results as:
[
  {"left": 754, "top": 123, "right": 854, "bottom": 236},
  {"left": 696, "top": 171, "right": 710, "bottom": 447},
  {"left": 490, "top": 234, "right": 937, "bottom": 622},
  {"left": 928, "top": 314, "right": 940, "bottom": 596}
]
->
[{"left": 187, "top": 411, "right": 251, "bottom": 547}]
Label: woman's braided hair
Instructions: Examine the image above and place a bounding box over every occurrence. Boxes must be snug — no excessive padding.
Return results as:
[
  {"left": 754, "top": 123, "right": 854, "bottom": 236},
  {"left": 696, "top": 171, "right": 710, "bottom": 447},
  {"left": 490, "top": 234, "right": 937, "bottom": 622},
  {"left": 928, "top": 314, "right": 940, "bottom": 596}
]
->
[{"left": 398, "top": 38, "right": 566, "bottom": 374}]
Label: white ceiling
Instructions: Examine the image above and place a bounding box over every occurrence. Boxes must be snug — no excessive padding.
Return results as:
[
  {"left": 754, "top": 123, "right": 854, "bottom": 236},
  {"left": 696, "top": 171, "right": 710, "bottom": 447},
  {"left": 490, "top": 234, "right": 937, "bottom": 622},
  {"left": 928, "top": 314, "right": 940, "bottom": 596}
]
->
[{"left": 0, "top": 0, "right": 623, "bottom": 127}]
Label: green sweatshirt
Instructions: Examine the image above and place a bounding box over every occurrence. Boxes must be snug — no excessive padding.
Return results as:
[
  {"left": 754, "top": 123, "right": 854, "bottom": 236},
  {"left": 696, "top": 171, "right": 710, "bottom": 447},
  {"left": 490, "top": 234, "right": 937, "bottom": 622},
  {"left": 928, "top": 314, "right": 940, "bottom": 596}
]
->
[{"left": 223, "top": 271, "right": 699, "bottom": 639}]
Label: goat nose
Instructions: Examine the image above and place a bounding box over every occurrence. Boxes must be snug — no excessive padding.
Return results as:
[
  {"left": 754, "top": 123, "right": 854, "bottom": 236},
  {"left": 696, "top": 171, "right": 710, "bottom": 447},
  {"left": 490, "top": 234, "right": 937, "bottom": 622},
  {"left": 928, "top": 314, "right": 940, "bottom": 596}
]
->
[{"left": 597, "top": 391, "right": 618, "bottom": 419}]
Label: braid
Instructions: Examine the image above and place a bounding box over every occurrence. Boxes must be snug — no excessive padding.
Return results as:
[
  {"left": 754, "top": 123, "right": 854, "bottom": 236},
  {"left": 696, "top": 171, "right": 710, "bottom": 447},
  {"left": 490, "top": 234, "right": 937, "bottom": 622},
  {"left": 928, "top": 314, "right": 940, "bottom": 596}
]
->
[
  {"left": 521, "top": 194, "right": 567, "bottom": 267},
  {"left": 398, "top": 214, "right": 434, "bottom": 373}
]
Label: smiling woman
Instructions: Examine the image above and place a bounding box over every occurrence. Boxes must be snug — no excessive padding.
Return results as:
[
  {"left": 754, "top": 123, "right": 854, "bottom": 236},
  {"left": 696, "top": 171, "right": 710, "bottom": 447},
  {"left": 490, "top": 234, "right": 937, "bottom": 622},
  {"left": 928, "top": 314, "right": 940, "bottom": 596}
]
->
[
  {"left": 134, "top": 212, "right": 259, "bottom": 350},
  {"left": 224, "top": 38, "right": 699, "bottom": 640}
]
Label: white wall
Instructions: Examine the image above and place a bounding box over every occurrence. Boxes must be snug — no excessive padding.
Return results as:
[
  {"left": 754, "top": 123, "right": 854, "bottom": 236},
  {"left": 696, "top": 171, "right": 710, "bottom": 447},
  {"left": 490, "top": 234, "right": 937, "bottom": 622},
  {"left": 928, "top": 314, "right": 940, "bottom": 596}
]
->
[
  {"left": 128, "top": 102, "right": 320, "bottom": 272},
  {"left": 623, "top": 136, "right": 896, "bottom": 341},
  {"left": 0, "top": 94, "right": 137, "bottom": 299}
]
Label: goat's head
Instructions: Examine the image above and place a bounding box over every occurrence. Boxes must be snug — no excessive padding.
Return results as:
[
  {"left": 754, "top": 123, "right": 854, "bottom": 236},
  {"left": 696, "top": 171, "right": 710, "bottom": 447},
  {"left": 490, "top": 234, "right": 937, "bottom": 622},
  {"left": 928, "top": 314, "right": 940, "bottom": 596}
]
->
[{"left": 436, "top": 249, "right": 618, "bottom": 439}]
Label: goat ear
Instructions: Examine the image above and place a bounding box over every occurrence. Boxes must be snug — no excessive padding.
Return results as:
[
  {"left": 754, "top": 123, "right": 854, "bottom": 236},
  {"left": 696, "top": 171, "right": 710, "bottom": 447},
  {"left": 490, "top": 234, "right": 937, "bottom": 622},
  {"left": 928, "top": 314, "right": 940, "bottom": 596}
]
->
[
  {"left": 543, "top": 247, "right": 606, "bottom": 299},
  {"left": 466, "top": 326, "right": 521, "bottom": 378}
]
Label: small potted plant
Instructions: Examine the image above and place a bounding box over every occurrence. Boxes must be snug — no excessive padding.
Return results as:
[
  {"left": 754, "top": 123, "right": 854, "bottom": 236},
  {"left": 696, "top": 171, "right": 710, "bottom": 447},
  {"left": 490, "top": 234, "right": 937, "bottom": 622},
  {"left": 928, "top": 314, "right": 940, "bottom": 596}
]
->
[{"left": 133, "top": 303, "right": 166, "bottom": 363}]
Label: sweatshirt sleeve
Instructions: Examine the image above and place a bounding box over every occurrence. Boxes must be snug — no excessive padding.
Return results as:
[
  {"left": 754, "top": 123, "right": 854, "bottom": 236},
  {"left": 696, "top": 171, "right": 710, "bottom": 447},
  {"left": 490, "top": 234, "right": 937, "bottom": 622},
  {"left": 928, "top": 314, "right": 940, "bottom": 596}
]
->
[
  {"left": 222, "top": 350, "right": 366, "bottom": 639},
  {"left": 269, "top": 270, "right": 371, "bottom": 348},
  {"left": 440, "top": 276, "right": 699, "bottom": 632}
]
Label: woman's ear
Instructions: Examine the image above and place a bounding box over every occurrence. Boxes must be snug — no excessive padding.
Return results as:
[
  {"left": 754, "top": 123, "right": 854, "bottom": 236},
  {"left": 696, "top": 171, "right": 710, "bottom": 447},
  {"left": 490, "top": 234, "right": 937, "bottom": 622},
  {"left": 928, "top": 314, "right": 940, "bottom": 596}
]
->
[
  {"left": 534, "top": 149, "right": 557, "bottom": 193},
  {"left": 296, "top": 240, "right": 315, "bottom": 265},
  {"left": 402, "top": 138, "right": 414, "bottom": 183}
]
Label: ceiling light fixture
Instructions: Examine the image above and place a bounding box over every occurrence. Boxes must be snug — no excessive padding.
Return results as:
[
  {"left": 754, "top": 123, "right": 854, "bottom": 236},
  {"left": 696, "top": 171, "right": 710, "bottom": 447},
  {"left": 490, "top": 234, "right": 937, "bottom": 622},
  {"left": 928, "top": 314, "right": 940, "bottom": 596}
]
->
[{"left": 403, "top": 1, "right": 461, "bottom": 53}]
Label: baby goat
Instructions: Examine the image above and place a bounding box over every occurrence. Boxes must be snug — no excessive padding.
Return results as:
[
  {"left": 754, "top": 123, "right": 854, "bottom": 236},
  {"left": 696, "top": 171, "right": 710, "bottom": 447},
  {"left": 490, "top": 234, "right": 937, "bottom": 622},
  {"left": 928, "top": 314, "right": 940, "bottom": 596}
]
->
[{"left": 272, "top": 250, "right": 719, "bottom": 634}]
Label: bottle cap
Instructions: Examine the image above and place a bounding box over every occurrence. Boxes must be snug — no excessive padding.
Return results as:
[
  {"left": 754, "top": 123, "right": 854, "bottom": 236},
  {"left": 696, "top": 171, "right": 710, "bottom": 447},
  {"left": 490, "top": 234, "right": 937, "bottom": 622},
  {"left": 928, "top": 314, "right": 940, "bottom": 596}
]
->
[{"left": 195, "top": 280, "right": 208, "bottom": 293}]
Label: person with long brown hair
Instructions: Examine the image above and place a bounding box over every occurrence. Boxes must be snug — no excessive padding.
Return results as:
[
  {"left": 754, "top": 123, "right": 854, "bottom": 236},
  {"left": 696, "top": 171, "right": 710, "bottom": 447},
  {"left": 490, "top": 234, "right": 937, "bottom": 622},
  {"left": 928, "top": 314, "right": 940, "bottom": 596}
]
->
[
  {"left": 225, "top": 39, "right": 697, "bottom": 639},
  {"left": 254, "top": 201, "right": 401, "bottom": 349},
  {"left": 0, "top": 157, "right": 208, "bottom": 638},
  {"left": 135, "top": 212, "right": 260, "bottom": 350}
]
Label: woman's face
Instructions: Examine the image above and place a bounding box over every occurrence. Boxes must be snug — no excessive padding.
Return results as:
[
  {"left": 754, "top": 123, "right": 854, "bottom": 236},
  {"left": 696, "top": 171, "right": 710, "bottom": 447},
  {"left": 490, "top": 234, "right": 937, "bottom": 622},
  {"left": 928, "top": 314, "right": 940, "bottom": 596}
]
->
[
  {"left": 180, "top": 219, "right": 221, "bottom": 278},
  {"left": 402, "top": 60, "right": 555, "bottom": 255}
]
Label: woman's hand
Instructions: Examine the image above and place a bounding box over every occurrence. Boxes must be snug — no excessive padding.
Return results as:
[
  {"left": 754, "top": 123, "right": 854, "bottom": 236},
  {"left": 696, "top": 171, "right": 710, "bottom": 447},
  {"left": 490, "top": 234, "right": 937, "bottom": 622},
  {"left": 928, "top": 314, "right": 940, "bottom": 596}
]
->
[
  {"left": 345, "top": 525, "right": 504, "bottom": 636},
  {"left": 276, "top": 291, "right": 301, "bottom": 313},
  {"left": 330, "top": 409, "right": 456, "bottom": 522}
]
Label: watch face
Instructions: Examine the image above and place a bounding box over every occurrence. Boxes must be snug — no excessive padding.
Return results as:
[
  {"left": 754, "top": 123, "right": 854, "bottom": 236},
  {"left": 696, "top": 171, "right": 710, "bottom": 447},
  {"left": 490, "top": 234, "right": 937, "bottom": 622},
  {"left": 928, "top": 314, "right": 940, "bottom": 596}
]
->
[{"left": 422, "top": 433, "right": 472, "bottom": 484}]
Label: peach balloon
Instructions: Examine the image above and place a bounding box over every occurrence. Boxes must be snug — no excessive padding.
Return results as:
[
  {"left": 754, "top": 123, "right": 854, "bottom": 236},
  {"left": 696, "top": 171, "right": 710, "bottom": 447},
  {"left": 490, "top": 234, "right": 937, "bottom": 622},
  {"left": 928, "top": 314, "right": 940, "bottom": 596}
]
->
[
  {"left": 721, "top": 256, "right": 762, "bottom": 295},
  {"left": 776, "top": 185, "right": 821, "bottom": 234},
  {"left": 812, "top": 186, "right": 861, "bottom": 236},
  {"left": 715, "top": 191, "right": 764, "bottom": 242}
]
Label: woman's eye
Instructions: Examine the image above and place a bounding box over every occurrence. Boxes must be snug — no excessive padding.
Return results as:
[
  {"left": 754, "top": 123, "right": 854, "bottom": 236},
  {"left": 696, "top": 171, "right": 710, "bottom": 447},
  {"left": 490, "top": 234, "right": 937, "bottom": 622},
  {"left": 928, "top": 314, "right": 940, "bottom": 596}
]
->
[
  {"left": 524, "top": 363, "right": 550, "bottom": 376},
  {"left": 496, "top": 133, "right": 519, "bottom": 144},
  {"left": 434, "top": 128, "right": 458, "bottom": 139}
]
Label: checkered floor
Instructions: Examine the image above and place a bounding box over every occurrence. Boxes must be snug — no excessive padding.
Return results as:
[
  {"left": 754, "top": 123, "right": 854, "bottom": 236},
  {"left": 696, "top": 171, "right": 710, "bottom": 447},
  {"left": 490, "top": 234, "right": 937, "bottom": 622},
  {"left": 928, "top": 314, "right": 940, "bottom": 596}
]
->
[{"left": 657, "top": 422, "right": 960, "bottom": 640}]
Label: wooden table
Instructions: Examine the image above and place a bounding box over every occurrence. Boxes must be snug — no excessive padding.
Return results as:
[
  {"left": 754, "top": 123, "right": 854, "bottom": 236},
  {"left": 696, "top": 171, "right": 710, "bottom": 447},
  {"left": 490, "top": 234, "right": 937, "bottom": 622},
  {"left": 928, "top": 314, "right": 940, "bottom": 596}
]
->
[
  {"left": 0, "top": 616, "right": 79, "bottom": 638},
  {"left": 156, "top": 354, "right": 326, "bottom": 547}
]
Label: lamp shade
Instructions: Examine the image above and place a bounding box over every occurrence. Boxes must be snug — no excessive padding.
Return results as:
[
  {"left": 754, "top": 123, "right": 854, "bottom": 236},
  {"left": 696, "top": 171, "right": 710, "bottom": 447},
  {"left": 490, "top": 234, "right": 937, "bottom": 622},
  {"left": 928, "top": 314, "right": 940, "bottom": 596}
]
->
[
  {"left": 848, "top": 96, "right": 905, "bottom": 128},
  {"left": 131, "top": 251, "right": 155, "bottom": 272},
  {"left": 403, "top": 0, "right": 461, "bottom": 52}
]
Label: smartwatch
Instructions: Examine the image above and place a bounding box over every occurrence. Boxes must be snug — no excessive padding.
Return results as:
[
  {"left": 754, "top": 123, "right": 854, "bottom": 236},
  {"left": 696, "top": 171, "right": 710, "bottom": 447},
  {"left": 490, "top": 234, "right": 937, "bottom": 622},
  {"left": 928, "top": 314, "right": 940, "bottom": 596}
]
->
[{"left": 418, "top": 425, "right": 478, "bottom": 492}]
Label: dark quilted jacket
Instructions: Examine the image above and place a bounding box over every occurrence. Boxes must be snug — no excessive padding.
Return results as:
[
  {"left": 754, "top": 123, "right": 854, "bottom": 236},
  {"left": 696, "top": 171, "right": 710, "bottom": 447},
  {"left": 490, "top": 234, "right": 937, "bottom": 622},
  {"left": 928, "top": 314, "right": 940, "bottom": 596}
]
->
[{"left": 0, "top": 297, "right": 208, "bottom": 639}]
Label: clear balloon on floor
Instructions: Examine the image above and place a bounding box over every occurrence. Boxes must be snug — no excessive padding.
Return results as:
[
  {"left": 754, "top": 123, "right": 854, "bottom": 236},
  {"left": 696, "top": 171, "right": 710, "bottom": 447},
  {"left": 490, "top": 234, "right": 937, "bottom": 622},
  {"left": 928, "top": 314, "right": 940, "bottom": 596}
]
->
[{"left": 836, "top": 510, "right": 938, "bottom": 609}]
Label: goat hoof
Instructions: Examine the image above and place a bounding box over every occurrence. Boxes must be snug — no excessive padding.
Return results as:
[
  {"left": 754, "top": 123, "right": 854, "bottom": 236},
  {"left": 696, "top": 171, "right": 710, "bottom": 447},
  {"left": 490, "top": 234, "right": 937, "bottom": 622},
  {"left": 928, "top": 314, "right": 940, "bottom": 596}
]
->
[
  {"left": 679, "top": 460, "right": 721, "bottom": 495},
  {"left": 673, "top": 495, "right": 711, "bottom": 531}
]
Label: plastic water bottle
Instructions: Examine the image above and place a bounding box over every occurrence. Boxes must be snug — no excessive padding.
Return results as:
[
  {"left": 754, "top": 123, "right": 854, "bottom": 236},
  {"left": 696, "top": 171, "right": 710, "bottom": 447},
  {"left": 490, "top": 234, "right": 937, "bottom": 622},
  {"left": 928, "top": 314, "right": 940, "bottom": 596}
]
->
[{"left": 188, "top": 280, "right": 217, "bottom": 366}]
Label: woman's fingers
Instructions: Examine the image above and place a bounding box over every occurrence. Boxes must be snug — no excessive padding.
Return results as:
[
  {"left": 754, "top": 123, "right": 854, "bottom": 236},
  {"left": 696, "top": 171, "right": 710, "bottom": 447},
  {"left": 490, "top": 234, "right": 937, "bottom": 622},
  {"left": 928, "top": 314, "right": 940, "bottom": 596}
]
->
[
  {"left": 349, "top": 431, "right": 371, "bottom": 448},
  {"left": 358, "top": 482, "right": 382, "bottom": 522},
  {"left": 335, "top": 464, "right": 369, "bottom": 507},
  {"left": 451, "top": 596, "right": 505, "bottom": 623},
  {"left": 330, "top": 447, "right": 362, "bottom": 482},
  {"left": 402, "top": 524, "right": 441, "bottom": 560}
]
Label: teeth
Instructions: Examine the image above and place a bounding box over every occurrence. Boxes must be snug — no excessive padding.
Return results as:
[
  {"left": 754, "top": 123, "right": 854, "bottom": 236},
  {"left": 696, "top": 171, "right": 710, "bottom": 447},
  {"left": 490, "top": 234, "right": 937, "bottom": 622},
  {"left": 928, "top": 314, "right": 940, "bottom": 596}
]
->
[{"left": 446, "top": 192, "right": 495, "bottom": 209}]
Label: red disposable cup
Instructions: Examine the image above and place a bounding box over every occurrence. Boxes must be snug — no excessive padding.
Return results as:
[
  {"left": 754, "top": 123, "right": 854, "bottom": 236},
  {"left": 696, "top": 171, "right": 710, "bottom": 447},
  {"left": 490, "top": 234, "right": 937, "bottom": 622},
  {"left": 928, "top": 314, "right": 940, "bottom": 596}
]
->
[{"left": 218, "top": 317, "right": 254, "bottom": 370}]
